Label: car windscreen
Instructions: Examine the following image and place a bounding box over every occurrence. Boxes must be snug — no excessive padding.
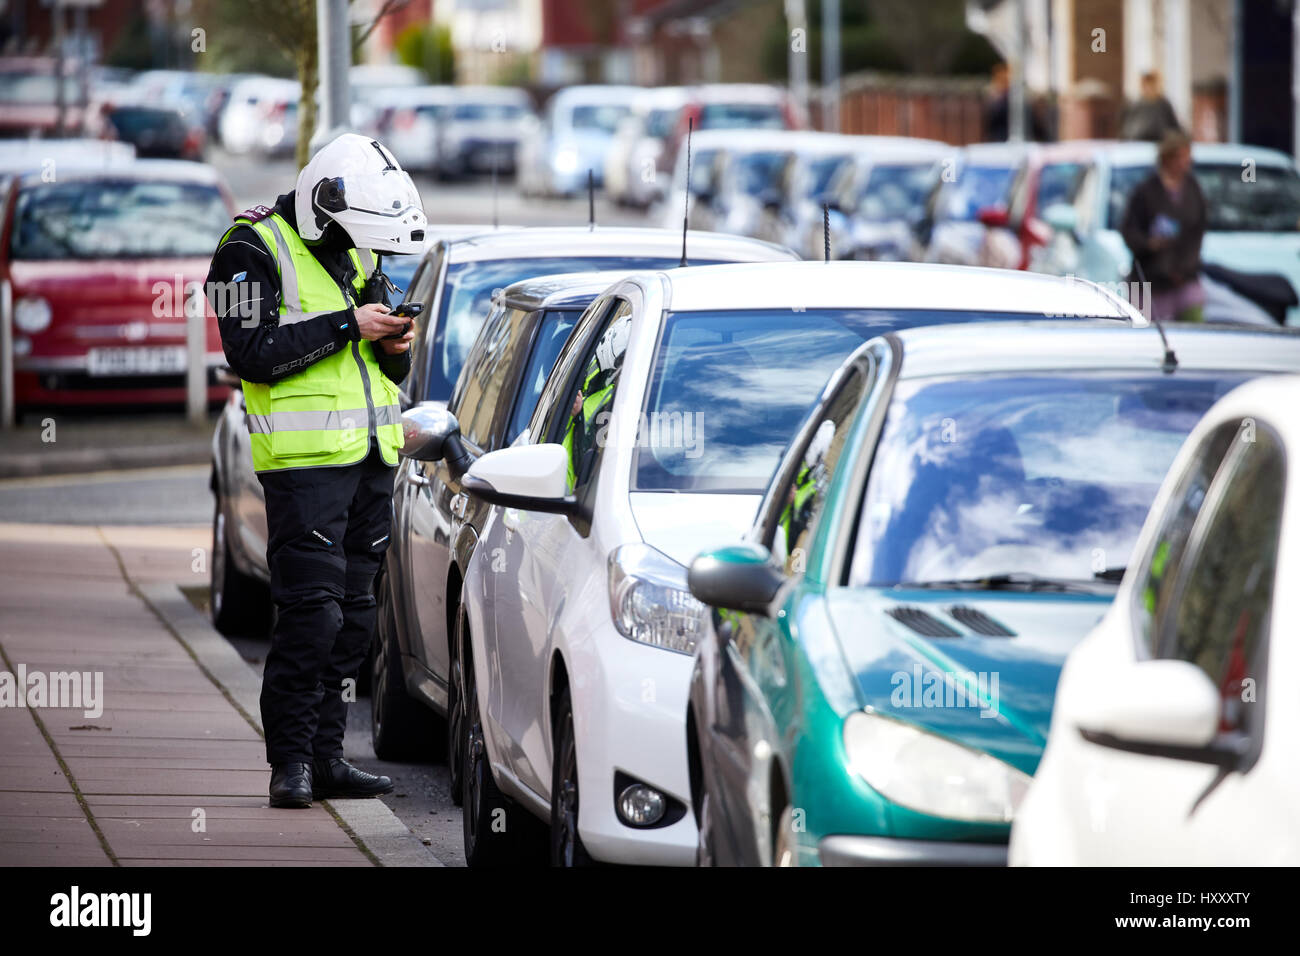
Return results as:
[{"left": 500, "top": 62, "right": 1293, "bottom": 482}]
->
[
  {"left": 698, "top": 103, "right": 786, "bottom": 130},
  {"left": 1036, "top": 161, "right": 1084, "bottom": 210},
  {"left": 1195, "top": 163, "right": 1300, "bottom": 232},
  {"left": 858, "top": 163, "right": 935, "bottom": 220},
  {"left": 507, "top": 308, "right": 583, "bottom": 442},
  {"left": 937, "top": 164, "right": 1016, "bottom": 222},
  {"left": 645, "top": 106, "right": 680, "bottom": 139},
  {"left": 10, "top": 178, "right": 229, "bottom": 260},
  {"left": 730, "top": 151, "right": 787, "bottom": 195},
  {"left": 569, "top": 104, "right": 629, "bottom": 133},
  {"left": 850, "top": 371, "right": 1252, "bottom": 588},
  {"left": 426, "top": 255, "right": 725, "bottom": 402},
  {"left": 633, "top": 309, "right": 1122, "bottom": 495}
]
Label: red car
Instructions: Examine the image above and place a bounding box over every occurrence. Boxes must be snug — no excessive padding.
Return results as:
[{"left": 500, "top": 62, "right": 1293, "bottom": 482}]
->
[
  {"left": 1, "top": 157, "right": 235, "bottom": 410},
  {"left": 976, "top": 139, "right": 1116, "bottom": 271}
]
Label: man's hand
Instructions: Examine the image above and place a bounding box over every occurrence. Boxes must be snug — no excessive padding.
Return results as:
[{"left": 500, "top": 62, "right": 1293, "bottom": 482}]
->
[
  {"left": 354, "top": 303, "right": 406, "bottom": 341},
  {"left": 377, "top": 323, "right": 415, "bottom": 355}
]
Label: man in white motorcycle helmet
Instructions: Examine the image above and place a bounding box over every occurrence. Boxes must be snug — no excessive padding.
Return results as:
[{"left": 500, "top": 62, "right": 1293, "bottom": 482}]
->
[{"left": 205, "top": 134, "right": 427, "bottom": 808}]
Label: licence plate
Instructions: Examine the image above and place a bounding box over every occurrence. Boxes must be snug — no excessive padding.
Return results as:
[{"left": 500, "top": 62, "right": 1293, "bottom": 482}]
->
[{"left": 86, "top": 346, "right": 188, "bottom": 377}]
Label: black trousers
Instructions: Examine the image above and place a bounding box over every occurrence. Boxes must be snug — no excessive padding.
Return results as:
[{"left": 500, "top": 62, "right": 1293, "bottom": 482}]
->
[{"left": 256, "top": 441, "right": 394, "bottom": 764}]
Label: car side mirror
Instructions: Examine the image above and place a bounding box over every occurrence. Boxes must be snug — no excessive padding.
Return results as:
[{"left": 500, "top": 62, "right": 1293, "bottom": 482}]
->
[
  {"left": 461, "top": 443, "right": 577, "bottom": 515},
  {"left": 688, "top": 544, "right": 786, "bottom": 617},
  {"left": 1074, "top": 659, "right": 1246, "bottom": 766},
  {"left": 400, "top": 401, "right": 472, "bottom": 476},
  {"left": 1041, "top": 202, "right": 1079, "bottom": 238}
]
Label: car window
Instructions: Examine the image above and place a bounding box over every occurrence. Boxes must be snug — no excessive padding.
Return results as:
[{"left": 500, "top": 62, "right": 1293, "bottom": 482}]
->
[
  {"left": 560, "top": 299, "right": 632, "bottom": 495},
  {"left": 1072, "top": 163, "right": 1100, "bottom": 233},
  {"left": 1157, "top": 425, "right": 1284, "bottom": 734},
  {"left": 452, "top": 304, "right": 517, "bottom": 450},
  {"left": 534, "top": 296, "right": 614, "bottom": 444},
  {"left": 1106, "top": 164, "right": 1151, "bottom": 229},
  {"left": 1134, "top": 421, "right": 1239, "bottom": 654},
  {"left": 765, "top": 366, "right": 867, "bottom": 576},
  {"left": 11, "top": 178, "right": 229, "bottom": 259},
  {"left": 1193, "top": 163, "right": 1300, "bottom": 232},
  {"left": 1035, "top": 161, "right": 1083, "bottom": 215},
  {"left": 850, "top": 372, "right": 1251, "bottom": 588},
  {"left": 506, "top": 308, "right": 582, "bottom": 444}
]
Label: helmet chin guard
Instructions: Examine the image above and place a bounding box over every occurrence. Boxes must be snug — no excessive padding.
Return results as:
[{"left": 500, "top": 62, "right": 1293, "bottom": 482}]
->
[{"left": 294, "top": 134, "right": 428, "bottom": 255}]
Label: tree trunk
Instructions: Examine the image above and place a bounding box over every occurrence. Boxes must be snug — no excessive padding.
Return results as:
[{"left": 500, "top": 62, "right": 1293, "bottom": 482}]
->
[{"left": 296, "top": 44, "right": 319, "bottom": 171}]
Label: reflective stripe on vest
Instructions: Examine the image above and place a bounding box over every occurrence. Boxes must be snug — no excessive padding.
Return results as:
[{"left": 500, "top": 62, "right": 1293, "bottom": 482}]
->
[{"left": 218, "top": 212, "right": 403, "bottom": 472}]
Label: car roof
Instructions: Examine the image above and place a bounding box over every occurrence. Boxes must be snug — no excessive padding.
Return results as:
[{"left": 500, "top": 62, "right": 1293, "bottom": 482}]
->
[
  {"left": 499, "top": 269, "right": 640, "bottom": 311},
  {"left": 0, "top": 138, "right": 136, "bottom": 174},
  {"left": 15, "top": 157, "right": 224, "bottom": 185},
  {"left": 889, "top": 321, "right": 1300, "bottom": 379},
  {"left": 960, "top": 140, "right": 1035, "bottom": 164},
  {"left": 688, "top": 83, "right": 789, "bottom": 103},
  {"left": 550, "top": 85, "right": 641, "bottom": 105},
  {"left": 439, "top": 226, "right": 796, "bottom": 264},
  {"left": 656, "top": 261, "right": 1143, "bottom": 320},
  {"left": 1099, "top": 140, "right": 1296, "bottom": 168}
]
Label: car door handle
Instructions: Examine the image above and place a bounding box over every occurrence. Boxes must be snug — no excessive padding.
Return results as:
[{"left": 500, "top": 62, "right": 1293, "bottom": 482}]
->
[
  {"left": 407, "top": 472, "right": 430, "bottom": 489},
  {"left": 452, "top": 492, "right": 469, "bottom": 518}
]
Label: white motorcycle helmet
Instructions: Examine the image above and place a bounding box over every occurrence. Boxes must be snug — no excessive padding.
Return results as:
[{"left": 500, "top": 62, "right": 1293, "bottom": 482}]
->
[
  {"left": 594, "top": 316, "right": 630, "bottom": 374},
  {"left": 294, "top": 133, "right": 427, "bottom": 254}
]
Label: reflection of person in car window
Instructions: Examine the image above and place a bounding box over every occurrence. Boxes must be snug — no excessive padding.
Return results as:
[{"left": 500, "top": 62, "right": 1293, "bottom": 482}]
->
[
  {"left": 563, "top": 318, "right": 628, "bottom": 490},
  {"left": 777, "top": 421, "right": 834, "bottom": 573}
]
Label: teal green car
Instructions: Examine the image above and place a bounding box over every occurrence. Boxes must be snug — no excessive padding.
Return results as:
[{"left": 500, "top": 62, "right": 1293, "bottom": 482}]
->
[{"left": 684, "top": 320, "right": 1300, "bottom": 866}]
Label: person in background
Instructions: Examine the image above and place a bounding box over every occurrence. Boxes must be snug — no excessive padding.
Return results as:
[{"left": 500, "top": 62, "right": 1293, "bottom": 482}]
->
[
  {"left": 1121, "top": 71, "right": 1181, "bottom": 142},
  {"left": 1120, "top": 130, "right": 1207, "bottom": 323}
]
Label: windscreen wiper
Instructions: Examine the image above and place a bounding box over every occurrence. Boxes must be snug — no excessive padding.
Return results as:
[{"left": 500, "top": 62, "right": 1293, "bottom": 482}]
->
[{"left": 897, "top": 572, "right": 1108, "bottom": 594}]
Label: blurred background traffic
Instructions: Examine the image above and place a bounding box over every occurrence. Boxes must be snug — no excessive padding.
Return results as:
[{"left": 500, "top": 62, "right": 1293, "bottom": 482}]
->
[{"left": 2, "top": 0, "right": 1299, "bottom": 429}]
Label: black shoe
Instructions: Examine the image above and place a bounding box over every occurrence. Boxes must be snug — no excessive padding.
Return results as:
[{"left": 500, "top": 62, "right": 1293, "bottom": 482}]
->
[
  {"left": 312, "top": 757, "right": 394, "bottom": 799},
  {"left": 269, "top": 762, "right": 313, "bottom": 809}
]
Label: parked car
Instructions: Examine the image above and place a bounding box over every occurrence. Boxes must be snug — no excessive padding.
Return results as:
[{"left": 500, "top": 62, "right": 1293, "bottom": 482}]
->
[
  {"left": 371, "top": 229, "right": 797, "bottom": 781},
  {"left": 753, "top": 133, "right": 865, "bottom": 250},
  {"left": 218, "top": 76, "right": 299, "bottom": 155},
  {"left": 974, "top": 139, "right": 1107, "bottom": 271},
  {"left": 434, "top": 87, "right": 534, "bottom": 179},
  {"left": 658, "top": 83, "right": 803, "bottom": 182},
  {"left": 685, "top": 320, "right": 1300, "bottom": 866},
  {"left": 820, "top": 139, "right": 949, "bottom": 262},
  {"left": 1033, "top": 142, "right": 1300, "bottom": 325},
  {"left": 660, "top": 129, "right": 815, "bottom": 239},
  {"left": 517, "top": 85, "right": 638, "bottom": 197},
  {"left": 0, "top": 157, "right": 234, "bottom": 413},
  {"left": 421, "top": 261, "right": 1144, "bottom": 867},
  {"left": 378, "top": 86, "right": 459, "bottom": 173},
  {"left": 919, "top": 141, "right": 1027, "bottom": 265},
  {"left": 604, "top": 86, "right": 688, "bottom": 208},
  {"left": 91, "top": 103, "right": 205, "bottom": 161},
  {"left": 0, "top": 57, "right": 85, "bottom": 138},
  {"left": 1011, "top": 372, "right": 1300, "bottom": 865}
]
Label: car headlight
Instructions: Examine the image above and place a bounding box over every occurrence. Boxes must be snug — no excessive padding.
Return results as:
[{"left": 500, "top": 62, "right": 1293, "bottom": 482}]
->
[
  {"left": 843, "top": 710, "right": 1030, "bottom": 823},
  {"left": 14, "top": 296, "right": 52, "bottom": 333},
  {"left": 553, "top": 146, "right": 580, "bottom": 174},
  {"left": 608, "top": 542, "right": 707, "bottom": 655}
]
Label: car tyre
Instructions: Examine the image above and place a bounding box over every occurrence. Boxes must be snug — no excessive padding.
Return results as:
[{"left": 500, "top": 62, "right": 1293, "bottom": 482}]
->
[
  {"left": 447, "top": 605, "right": 469, "bottom": 806},
  {"left": 211, "top": 496, "right": 271, "bottom": 636},
  {"left": 461, "top": 647, "right": 524, "bottom": 867},
  {"left": 549, "top": 687, "right": 594, "bottom": 867},
  {"left": 370, "top": 562, "right": 438, "bottom": 760}
]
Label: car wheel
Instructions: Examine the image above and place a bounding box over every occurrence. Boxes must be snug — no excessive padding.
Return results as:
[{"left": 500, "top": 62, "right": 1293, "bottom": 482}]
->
[
  {"left": 694, "top": 753, "right": 714, "bottom": 867},
  {"left": 369, "top": 564, "right": 437, "bottom": 760},
  {"left": 446, "top": 605, "right": 468, "bottom": 806},
  {"left": 210, "top": 496, "right": 270, "bottom": 636},
  {"left": 461, "top": 649, "right": 523, "bottom": 867},
  {"left": 549, "top": 687, "right": 593, "bottom": 867},
  {"left": 773, "top": 805, "right": 797, "bottom": 867}
]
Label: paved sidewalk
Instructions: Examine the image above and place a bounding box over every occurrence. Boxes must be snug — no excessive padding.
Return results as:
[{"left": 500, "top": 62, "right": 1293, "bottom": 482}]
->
[{"left": 0, "top": 522, "right": 374, "bottom": 866}]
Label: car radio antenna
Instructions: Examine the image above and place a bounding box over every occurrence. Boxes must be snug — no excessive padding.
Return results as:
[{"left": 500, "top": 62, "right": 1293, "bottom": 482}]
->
[
  {"left": 1131, "top": 258, "right": 1178, "bottom": 373},
  {"left": 588, "top": 169, "right": 595, "bottom": 230},
  {"left": 823, "top": 202, "right": 830, "bottom": 262},
  {"left": 680, "top": 118, "right": 693, "bottom": 267}
]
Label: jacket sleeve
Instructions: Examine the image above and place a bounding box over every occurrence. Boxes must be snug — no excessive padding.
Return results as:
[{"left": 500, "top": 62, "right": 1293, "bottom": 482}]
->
[
  {"left": 376, "top": 347, "right": 412, "bottom": 386},
  {"left": 206, "top": 226, "right": 357, "bottom": 385},
  {"left": 1119, "top": 183, "right": 1154, "bottom": 258}
]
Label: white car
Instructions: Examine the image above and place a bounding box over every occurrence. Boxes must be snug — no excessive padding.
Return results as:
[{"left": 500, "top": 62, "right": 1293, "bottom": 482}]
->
[
  {"left": 921, "top": 141, "right": 1027, "bottom": 265},
  {"left": 517, "top": 85, "right": 638, "bottom": 197},
  {"left": 377, "top": 85, "right": 459, "bottom": 173},
  {"left": 1011, "top": 372, "right": 1300, "bottom": 865},
  {"left": 441, "top": 260, "right": 1148, "bottom": 866},
  {"left": 604, "top": 86, "right": 687, "bottom": 208},
  {"left": 217, "top": 76, "right": 300, "bottom": 155}
]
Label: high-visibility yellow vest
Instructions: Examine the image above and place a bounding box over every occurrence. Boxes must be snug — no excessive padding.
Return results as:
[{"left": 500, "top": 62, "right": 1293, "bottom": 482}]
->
[{"left": 218, "top": 212, "right": 403, "bottom": 473}]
